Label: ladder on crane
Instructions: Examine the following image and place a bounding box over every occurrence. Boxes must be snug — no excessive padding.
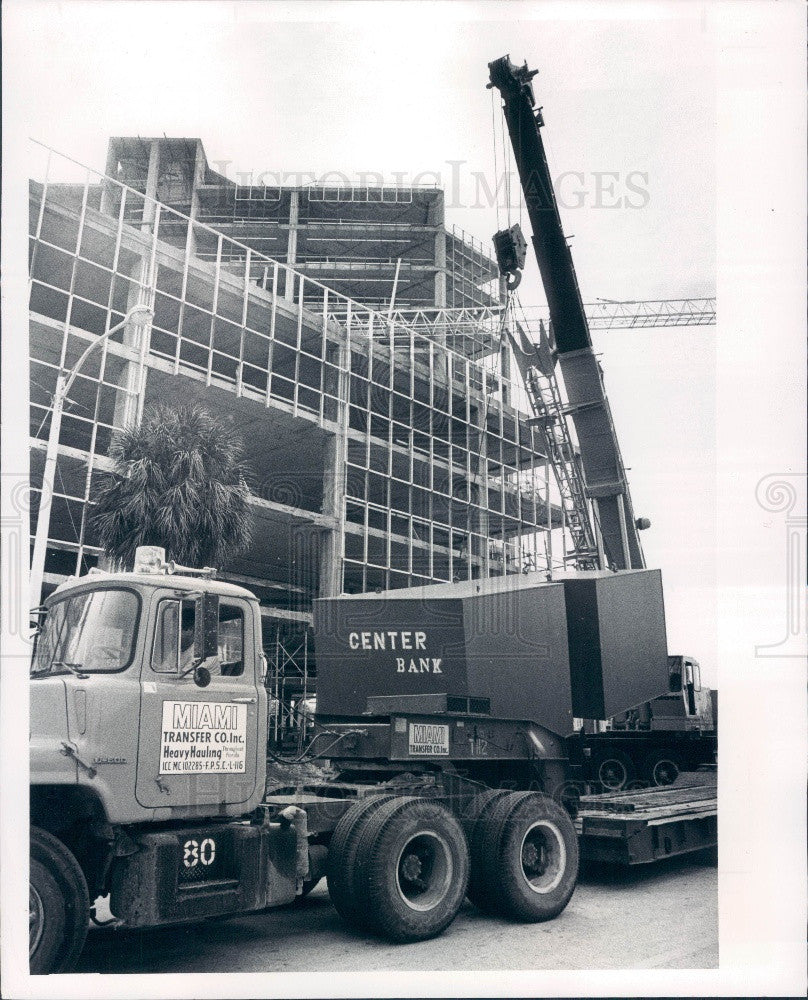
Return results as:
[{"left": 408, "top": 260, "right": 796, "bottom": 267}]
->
[{"left": 506, "top": 314, "right": 601, "bottom": 570}]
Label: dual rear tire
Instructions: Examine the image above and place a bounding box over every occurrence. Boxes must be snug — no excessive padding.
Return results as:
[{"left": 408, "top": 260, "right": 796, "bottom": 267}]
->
[
  {"left": 327, "top": 795, "right": 469, "bottom": 942},
  {"left": 327, "top": 790, "right": 579, "bottom": 941},
  {"left": 464, "top": 791, "right": 578, "bottom": 922}
]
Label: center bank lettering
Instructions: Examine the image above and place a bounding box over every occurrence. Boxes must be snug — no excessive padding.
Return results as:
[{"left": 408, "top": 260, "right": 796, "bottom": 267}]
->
[{"left": 347, "top": 630, "right": 442, "bottom": 673}]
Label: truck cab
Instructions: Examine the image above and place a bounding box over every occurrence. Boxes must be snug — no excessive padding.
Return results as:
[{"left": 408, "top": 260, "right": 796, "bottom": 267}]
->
[
  {"left": 28, "top": 551, "right": 309, "bottom": 974},
  {"left": 649, "top": 655, "right": 714, "bottom": 732},
  {"left": 31, "top": 560, "right": 267, "bottom": 828}
]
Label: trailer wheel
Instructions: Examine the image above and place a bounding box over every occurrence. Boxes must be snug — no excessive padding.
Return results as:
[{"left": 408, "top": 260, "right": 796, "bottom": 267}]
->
[
  {"left": 596, "top": 751, "right": 635, "bottom": 790},
  {"left": 30, "top": 827, "right": 90, "bottom": 974},
  {"left": 357, "top": 798, "right": 469, "bottom": 943},
  {"left": 326, "top": 795, "right": 397, "bottom": 928},
  {"left": 475, "top": 792, "right": 579, "bottom": 922},
  {"left": 643, "top": 753, "right": 679, "bottom": 787}
]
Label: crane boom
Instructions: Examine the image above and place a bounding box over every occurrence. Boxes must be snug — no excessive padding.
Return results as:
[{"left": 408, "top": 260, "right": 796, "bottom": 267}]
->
[{"left": 488, "top": 54, "right": 647, "bottom": 571}]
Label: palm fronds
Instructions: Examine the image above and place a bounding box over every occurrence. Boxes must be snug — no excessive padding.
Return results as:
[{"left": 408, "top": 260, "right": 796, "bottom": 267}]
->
[{"left": 92, "top": 403, "right": 253, "bottom": 570}]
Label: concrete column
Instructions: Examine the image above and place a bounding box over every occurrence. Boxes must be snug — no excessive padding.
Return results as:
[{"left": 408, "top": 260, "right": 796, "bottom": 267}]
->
[
  {"left": 500, "top": 336, "right": 512, "bottom": 407},
  {"left": 432, "top": 191, "right": 447, "bottom": 308},
  {"left": 112, "top": 258, "right": 153, "bottom": 431},
  {"left": 185, "top": 139, "right": 207, "bottom": 259},
  {"left": 100, "top": 139, "right": 120, "bottom": 216},
  {"left": 318, "top": 339, "right": 348, "bottom": 597},
  {"left": 141, "top": 140, "right": 160, "bottom": 233},
  {"left": 434, "top": 229, "right": 447, "bottom": 308},
  {"left": 284, "top": 190, "right": 299, "bottom": 301},
  {"left": 474, "top": 400, "right": 490, "bottom": 577}
]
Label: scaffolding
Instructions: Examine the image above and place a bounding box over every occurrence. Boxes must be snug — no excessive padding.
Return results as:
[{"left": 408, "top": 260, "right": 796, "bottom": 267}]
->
[
  {"left": 445, "top": 225, "right": 502, "bottom": 308},
  {"left": 266, "top": 623, "right": 312, "bottom": 749}
]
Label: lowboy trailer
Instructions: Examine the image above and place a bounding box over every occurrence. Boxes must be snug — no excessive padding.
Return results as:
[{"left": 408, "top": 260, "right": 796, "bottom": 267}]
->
[{"left": 576, "top": 776, "right": 718, "bottom": 865}]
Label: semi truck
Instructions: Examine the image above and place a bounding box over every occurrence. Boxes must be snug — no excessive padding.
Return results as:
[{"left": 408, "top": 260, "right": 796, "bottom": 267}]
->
[
  {"left": 29, "top": 552, "right": 716, "bottom": 973},
  {"left": 27, "top": 53, "right": 717, "bottom": 975}
]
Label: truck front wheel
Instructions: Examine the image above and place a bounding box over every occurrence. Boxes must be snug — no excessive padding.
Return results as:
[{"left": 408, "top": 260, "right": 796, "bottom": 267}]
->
[{"left": 30, "top": 828, "right": 90, "bottom": 974}]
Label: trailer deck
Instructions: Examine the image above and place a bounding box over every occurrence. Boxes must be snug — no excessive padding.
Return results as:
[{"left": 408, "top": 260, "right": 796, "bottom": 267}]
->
[{"left": 575, "top": 775, "right": 717, "bottom": 864}]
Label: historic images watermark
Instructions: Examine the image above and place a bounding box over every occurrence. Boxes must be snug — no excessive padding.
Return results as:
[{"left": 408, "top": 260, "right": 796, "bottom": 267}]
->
[
  {"left": 2, "top": 473, "right": 34, "bottom": 645},
  {"left": 202, "top": 159, "right": 651, "bottom": 212},
  {"left": 755, "top": 472, "right": 807, "bottom": 658}
]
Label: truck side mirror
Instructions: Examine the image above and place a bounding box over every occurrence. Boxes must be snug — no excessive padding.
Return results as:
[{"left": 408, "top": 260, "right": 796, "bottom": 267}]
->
[
  {"left": 193, "top": 665, "right": 212, "bottom": 688},
  {"left": 194, "top": 592, "right": 219, "bottom": 662}
]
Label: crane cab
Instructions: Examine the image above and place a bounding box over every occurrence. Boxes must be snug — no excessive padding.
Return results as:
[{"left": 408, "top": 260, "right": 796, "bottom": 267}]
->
[{"left": 648, "top": 655, "right": 714, "bottom": 732}]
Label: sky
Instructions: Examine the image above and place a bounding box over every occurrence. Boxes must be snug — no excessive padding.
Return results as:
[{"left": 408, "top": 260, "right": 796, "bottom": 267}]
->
[{"left": 10, "top": 0, "right": 718, "bottom": 680}]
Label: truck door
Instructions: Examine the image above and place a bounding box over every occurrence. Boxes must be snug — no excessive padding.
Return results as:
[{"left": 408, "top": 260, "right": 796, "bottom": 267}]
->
[
  {"left": 688, "top": 660, "right": 713, "bottom": 728},
  {"left": 135, "top": 592, "right": 260, "bottom": 809},
  {"left": 683, "top": 659, "right": 698, "bottom": 716}
]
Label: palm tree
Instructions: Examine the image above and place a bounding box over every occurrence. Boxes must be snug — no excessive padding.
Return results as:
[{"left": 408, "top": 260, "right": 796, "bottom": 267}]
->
[{"left": 92, "top": 402, "right": 253, "bottom": 570}]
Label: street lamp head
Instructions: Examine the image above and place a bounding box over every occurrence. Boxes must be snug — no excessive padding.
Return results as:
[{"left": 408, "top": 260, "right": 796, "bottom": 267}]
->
[{"left": 128, "top": 304, "right": 154, "bottom": 322}]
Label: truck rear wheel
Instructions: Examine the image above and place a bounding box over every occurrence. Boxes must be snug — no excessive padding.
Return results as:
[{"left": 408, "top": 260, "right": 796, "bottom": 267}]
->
[
  {"left": 463, "top": 789, "right": 512, "bottom": 909},
  {"left": 326, "top": 794, "right": 396, "bottom": 927},
  {"left": 30, "top": 827, "right": 90, "bottom": 974},
  {"left": 472, "top": 792, "right": 579, "bottom": 922},
  {"left": 460, "top": 788, "right": 511, "bottom": 841},
  {"left": 356, "top": 798, "right": 469, "bottom": 943}
]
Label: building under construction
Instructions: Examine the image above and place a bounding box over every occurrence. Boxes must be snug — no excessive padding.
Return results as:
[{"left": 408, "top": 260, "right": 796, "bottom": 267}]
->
[
  {"left": 27, "top": 136, "right": 715, "bottom": 732},
  {"left": 28, "top": 137, "right": 565, "bottom": 729}
]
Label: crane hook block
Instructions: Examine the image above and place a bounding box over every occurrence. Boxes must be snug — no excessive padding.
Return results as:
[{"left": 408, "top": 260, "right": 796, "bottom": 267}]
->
[{"left": 493, "top": 224, "right": 528, "bottom": 290}]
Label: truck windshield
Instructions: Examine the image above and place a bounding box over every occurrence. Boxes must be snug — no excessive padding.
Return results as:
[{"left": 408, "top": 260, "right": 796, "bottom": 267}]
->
[{"left": 31, "top": 588, "right": 139, "bottom": 677}]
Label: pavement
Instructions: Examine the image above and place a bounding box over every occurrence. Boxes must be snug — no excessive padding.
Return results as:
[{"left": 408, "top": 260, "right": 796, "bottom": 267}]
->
[{"left": 76, "top": 850, "right": 717, "bottom": 974}]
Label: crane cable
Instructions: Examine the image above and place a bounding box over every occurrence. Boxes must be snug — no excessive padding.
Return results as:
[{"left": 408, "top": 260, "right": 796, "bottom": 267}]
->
[
  {"left": 500, "top": 104, "right": 511, "bottom": 228},
  {"left": 490, "top": 87, "right": 500, "bottom": 232}
]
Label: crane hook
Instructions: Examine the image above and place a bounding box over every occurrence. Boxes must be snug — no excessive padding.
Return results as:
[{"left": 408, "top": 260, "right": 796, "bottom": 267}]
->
[{"left": 505, "top": 270, "right": 522, "bottom": 291}]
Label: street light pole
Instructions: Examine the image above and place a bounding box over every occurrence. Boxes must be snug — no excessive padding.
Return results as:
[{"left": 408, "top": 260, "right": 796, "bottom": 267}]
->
[{"left": 29, "top": 304, "right": 154, "bottom": 610}]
